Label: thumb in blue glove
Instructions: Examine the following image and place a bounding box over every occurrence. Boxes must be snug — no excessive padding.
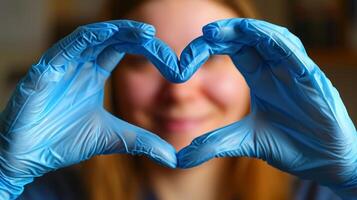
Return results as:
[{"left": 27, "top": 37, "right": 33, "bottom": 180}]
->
[{"left": 0, "top": 20, "right": 179, "bottom": 200}]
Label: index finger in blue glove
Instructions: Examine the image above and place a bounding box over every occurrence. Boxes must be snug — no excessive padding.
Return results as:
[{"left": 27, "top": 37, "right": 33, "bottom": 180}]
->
[
  {"left": 202, "top": 18, "right": 315, "bottom": 78},
  {"left": 40, "top": 20, "right": 155, "bottom": 67},
  {"left": 112, "top": 37, "right": 181, "bottom": 83},
  {"left": 0, "top": 20, "right": 160, "bottom": 132},
  {"left": 180, "top": 18, "right": 315, "bottom": 83},
  {"left": 204, "top": 19, "right": 307, "bottom": 54},
  {"left": 20, "top": 20, "right": 156, "bottom": 95},
  {"left": 179, "top": 18, "right": 320, "bottom": 107}
]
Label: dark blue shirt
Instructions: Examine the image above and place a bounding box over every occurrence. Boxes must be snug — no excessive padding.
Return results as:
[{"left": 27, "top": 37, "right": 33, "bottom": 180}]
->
[{"left": 18, "top": 167, "right": 341, "bottom": 200}]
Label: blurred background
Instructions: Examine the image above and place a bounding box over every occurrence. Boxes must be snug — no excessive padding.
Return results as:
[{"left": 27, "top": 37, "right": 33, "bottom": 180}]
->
[{"left": 0, "top": 0, "right": 356, "bottom": 123}]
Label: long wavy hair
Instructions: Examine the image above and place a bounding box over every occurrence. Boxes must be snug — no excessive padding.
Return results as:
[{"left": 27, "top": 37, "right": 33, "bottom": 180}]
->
[{"left": 80, "top": 1, "right": 294, "bottom": 199}]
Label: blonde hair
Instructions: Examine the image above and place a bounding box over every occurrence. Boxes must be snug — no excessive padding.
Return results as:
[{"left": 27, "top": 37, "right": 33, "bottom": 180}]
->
[{"left": 81, "top": 1, "right": 293, "bottom": 199}]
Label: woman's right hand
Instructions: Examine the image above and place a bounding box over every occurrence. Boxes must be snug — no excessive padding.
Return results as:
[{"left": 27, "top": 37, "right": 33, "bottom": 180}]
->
[{"left": 0, "top": 20, "right": 178, "bottom": 200}]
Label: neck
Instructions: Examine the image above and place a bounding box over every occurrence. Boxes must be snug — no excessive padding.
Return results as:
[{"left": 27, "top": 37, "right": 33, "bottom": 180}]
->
[{"left": 143, "top": 159, "right": 228, "bottom": 200}]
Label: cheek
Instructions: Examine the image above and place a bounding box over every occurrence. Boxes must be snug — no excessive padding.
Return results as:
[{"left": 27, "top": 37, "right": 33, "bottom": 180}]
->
[
  {"left": 201, "top": 64, "right": 250, "bottom": 118},
  {"left": 124, "top": 73, "right": 160, "bottom": 107},
  {"left": 113, "top": 67, "right": 163, "bottom": 122}
]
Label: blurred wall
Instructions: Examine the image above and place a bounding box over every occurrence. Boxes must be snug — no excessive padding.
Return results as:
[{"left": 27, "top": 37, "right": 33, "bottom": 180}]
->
[
  {"left": 0, "top": 0, "right": 51, "bottom": 107},
  {"left": 0, "top": 0, "right": 106, "bottom": 108}
]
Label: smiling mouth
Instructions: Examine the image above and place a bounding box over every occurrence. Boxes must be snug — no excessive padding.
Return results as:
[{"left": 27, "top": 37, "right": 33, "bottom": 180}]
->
[{"left": 155, "top": 115, "right": 208, "bottom": 133}]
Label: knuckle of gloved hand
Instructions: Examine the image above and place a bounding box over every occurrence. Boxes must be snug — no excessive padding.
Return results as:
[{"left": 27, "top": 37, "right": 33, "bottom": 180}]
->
[
  {"left": 265, "top": 36, "right": 289, "bottom": 58},
  {"left": 77, "top": 29, "right": 96, "bottom": 44},
  {"left": 18, "top": 68, "right": 42, "bottom": 93}
]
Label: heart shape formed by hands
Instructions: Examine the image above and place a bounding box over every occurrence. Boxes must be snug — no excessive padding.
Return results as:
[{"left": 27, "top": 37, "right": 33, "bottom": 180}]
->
[
  {"left": 1, "top": 18, "right": 356, "bottom": 200},
  {"left": 114, "top": 18, "right": 356, "bottom": 198}
]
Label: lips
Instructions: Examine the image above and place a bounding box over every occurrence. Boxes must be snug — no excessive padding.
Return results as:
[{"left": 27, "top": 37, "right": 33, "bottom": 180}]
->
[{"left": 154, "top": 113, "right": 209, "bottom": 133}]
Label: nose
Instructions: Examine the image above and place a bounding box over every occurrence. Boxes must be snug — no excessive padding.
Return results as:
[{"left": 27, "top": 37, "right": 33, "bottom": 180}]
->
[
  {"left": 157, "top": 46, "right": 202, "bottom": 103},
  {"left": 159, "top": 72, "right": 201, "bottom": 103}
]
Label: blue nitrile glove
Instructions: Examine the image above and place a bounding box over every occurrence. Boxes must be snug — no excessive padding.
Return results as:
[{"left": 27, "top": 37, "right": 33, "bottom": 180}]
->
[
  {"left": 0, "top": 20, "right": 180, "bottom": 200},
  {"left": 178, "top": 18, "right": 357, "bottom": 199}
]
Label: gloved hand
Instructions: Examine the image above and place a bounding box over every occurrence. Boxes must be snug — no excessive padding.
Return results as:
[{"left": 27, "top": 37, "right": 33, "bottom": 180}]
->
[
  {"left": 178, "top": 18, "right": 357, "bottom": 199},
  {"left": 0, "top": 20, "right": 180, "bottom": 200}
]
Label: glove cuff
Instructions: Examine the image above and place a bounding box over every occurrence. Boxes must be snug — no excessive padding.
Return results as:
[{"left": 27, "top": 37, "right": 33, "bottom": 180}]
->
[
  {"left": 0, "top": 170, "right": 32, "bottom": 200},
  {"left": 334, "top": 186, "right": 357, "bottom": 200},
  {"left": 332, "top": 167, "right": 357, "bottom": 200}
]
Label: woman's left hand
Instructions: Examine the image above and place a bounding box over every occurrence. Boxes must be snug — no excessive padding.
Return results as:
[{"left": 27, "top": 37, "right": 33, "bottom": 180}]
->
[{"left": 177, "top": 18, "right": 357, "bottom": 199}]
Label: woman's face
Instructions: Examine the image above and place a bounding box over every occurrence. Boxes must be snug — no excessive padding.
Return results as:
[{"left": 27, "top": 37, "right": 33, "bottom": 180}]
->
[{"left": 113, "top": 0, "right": 250, "bottom": 150}]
